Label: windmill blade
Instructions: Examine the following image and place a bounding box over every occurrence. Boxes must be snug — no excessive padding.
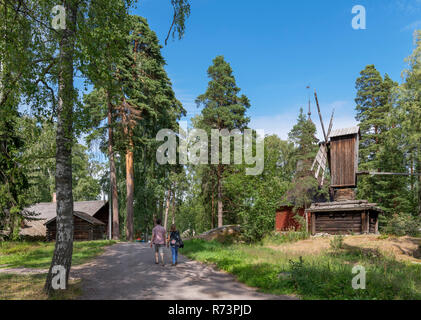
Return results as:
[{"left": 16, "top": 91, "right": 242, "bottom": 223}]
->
[
  {"left": 314, "top": 90, "right": 328, "bottom": 142},
  {"left": 327, "top": 108, "right": 335, "bottom": 138},
  {"left": 312, "top": 143, "right": 328, "bottom": 186}
]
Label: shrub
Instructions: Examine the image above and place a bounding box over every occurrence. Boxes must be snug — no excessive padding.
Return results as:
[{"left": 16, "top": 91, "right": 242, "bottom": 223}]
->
[
  {"left": 330, "top": 235, "right": 344, "bottom": 250},
  {"left": 383, "top": 213, "right": 421, "bottom": 237}
]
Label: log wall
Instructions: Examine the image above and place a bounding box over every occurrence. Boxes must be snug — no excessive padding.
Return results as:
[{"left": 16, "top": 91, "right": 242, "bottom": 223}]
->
[
  {"left": 314, "top": 212, "right": 362, "bottom": 234},
  {"left": 312, "top": 210, "right": 379, "bottom": 235},
  {"left": 46, "top": 216, "right": 106, "bottom": 241}
]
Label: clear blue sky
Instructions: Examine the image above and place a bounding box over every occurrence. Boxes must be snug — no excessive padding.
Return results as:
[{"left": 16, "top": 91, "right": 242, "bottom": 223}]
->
[{"left": 132, "top": 0, "right": 421, "bottom": 140}]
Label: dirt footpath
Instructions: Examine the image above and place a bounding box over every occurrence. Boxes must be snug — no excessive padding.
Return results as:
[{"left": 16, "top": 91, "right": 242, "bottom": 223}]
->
[{"left": 71, "top": 242, "right": 296, "bottom": 300}]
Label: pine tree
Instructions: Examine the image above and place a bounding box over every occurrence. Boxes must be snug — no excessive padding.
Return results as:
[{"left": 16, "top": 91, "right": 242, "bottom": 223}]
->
[
  {"left": 354, "top": 65, "right": 411, "bottom": 217},
  {"left": 0, "top": 106, "right": 29, "bottom": 239},
  {"left": 115, "top": 16, "right": 184, "bottom": 240},
  {"left": 196, "top": 56, "right": 250, "bottom": 227},
  {"left": 400, "top": 31, "right": 421, "bottom": 216},
  {"left": 355, "top": 65, "right": 389, "bottom": 201},
  {"left": 286, "top": 108, "right": 320, "bottom": 208},
  {"left": 288, "top": 107, "right": 319, "bottom": 176}
]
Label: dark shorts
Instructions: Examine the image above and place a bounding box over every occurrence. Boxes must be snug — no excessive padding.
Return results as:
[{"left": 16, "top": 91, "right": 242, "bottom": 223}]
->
[{"left": 154, "top": 244, "right": 164, "bottom": 254}]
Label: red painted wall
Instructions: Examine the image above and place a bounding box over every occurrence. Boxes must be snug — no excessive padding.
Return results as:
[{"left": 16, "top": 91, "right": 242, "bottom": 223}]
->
[{"left": 275, "top": 206, "right": 309, "bottom": 231}]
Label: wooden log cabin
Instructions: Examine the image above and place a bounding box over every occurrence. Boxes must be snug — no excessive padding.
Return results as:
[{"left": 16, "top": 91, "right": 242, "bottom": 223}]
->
[
  {"left": 306, "top": 201, "right": 382, "bottom": 235},
  {"left": 45, "top": 211, "right": 106, "bottom": 241},
  {"left": 20, "top": 199, "right": 109, "bottom": 240}
]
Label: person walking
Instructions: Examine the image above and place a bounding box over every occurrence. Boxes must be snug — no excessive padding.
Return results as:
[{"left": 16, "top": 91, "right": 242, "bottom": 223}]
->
[
  {"left": 167, "top": 224, "right": 182, "bottom": 266},
  {"left": 151, "top": 219, "right": 166, "bottom": 266}
]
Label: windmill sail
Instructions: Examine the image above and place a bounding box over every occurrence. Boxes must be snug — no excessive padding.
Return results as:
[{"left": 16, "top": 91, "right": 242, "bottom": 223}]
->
[
  {"left": 312, "top": 143, "right": 328, "bottom": 185},
  {"left": 311, "top": 90, "right": 333, "bottom": 186}
]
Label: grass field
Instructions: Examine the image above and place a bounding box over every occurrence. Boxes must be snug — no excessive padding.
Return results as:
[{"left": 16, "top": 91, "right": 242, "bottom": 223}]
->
[
  {"left": 181, "top": 235, "right": 421, "bottom": 300},
  {"left": 0, "top": 273, "right": 81, "bottom": 300},
  {"left": 0, "top": 240, "right": 116, "bottom": 300},
  {"left": 0, "top": 240, "right": 117, "bottom": 269}
]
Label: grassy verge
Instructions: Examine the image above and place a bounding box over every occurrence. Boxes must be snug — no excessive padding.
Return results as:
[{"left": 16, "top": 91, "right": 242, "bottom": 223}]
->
[
  {"left": 0, "top": 240, "right": 117, "bottom": 269},
  {"left": 0, "top": 273, "right": 81, "bottom": 300},
  {"left": 0, "top": 240, "right": 117, "bottom": 300},
  {"left": 181, "top": 238, "right": 421, "bottom": 300}
]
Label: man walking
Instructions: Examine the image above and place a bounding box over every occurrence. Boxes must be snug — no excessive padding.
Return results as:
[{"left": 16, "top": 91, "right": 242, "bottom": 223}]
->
[{"left": 151, "top": 219, "right": 166, "bottom": 266}]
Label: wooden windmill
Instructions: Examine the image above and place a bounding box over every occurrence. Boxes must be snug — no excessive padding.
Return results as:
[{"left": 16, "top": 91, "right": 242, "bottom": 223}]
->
[
  {"left": 306, "top": 90, "right": 381, "bottom": 235},
  {"left": 305, "top": 90, "right": 421, "bottom": 235}
]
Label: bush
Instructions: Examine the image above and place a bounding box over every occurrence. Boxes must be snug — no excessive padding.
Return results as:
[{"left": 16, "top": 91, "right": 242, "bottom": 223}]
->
[
  {"left": 383, "top": 213, "right": 421, "bottom": 237},
  {"left": 330, "top": 235, "right": 344, "bottom": 250}
]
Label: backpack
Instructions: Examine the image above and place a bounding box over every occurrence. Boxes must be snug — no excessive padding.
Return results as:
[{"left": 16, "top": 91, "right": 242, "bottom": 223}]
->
[{"left": 170, "top": 231, "right": 184, "bottom": 248}]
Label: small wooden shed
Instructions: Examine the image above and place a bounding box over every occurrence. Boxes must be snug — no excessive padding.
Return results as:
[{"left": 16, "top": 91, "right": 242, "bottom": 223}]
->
[
  {"left": 329, "top": 127, "right": 361, "bottom": 189},
  {"left": 45, "top": 211, "right": 106, "bottom": 241},
  {"left": 305, "top": 200, "right": 382, "bottom": 235},
  {"left": 21, "top": 200, "right": 109, "bottom": 240}
]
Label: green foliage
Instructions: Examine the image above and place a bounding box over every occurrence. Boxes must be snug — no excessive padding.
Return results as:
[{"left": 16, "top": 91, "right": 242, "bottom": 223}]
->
[
  {"left": 288, "top": 107, "right": 319, "bottom": 172},
  {"left": 383, "top": 213, "right": 421, "bottom": 237},
  {"left": 355, "top": 47, "right": 421, "bottom": 225},
  {"left": 16, "top": 117, "right": 103, "bottom": 203},
  {"left": 196, "top": 55, "right": 250, "bottom": 132},
  {"left": 354, "top": 65, "right": 409, "bottom": 217},
  {"left": 83, "top": 15, "right": 186, "bottom": 238},
  {"left": 191, "top": 55, "right": 251, "bottom": 229},
  {"left": 286, "top": 108, "right": 322, "bottom": 209},
  {"left": 0, "top": 107, "right": 29, "bottom": 239},
  {"left": 223, "top": 135, "right": 292, "bottom": 241}
]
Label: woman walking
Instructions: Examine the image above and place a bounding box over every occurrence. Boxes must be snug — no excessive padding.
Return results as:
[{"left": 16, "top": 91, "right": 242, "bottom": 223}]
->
[{"left": 167, "top": 224, "right": 182, "bottom": 266}]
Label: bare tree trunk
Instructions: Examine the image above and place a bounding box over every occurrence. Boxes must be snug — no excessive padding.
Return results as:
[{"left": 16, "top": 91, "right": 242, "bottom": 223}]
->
[
  {"left": 44, "top": 0, "right": 77, "bottom": 295},
  {"left": 107, "top": 91, "right": 119, "bottom": 240},
  {"left": 211, "top": 189, "right": 215, "bottom": 229},
  {"left": 217, "top": 164, "right": 223, "bottom": 228},
  {"left": 163, "top": 188, "right": 171, "bottom": 231},
  {"left": 125, "top": 134, "right": 134, "bottom": 241},
  {"left": 171, "top": 190, "right": 176, "bottom": 224}
]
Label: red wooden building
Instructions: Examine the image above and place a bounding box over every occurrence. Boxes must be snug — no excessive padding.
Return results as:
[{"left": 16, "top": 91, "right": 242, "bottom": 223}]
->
[{"left": 275, "top": 206, "right": 310, "bottom": 232}]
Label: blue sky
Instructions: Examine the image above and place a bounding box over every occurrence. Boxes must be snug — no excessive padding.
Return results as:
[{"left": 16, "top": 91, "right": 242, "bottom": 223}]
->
[{"left": 131, "top": 0, "right": 421, "bottom": 140}]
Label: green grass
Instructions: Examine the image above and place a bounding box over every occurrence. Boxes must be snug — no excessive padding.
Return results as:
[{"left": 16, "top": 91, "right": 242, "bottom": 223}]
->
[
  {"left": 261, "top": 230, "right": 310, "bottom": 246},
  {"left": 0, "top": 240, "right": 117, "bottom": 269},
  {"left": 181, "top": 239, "right": 421, "bottom": 300},
  {"left": 0, "top": 273, "right": 81, "bottom": 300}
]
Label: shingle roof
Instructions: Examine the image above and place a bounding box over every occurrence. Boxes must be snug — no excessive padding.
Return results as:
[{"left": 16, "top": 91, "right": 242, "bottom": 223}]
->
[
  {"left": 19, "top": 220, "right": 47, "bottom": 237},
  {"left": 329, "top": 126, "right": 360, "bottom": 138},
  {"left": 305, "top": 200, "right": 383, "bottom": 214},
  {"left": 44, "top": 211, "right": 106, "bottom": 226},
  {"left": 20, "top": 200, "right": 107, "bottom": 237},
  {"left": 24, "top": 200, "right": 107, "bottom": 220}
]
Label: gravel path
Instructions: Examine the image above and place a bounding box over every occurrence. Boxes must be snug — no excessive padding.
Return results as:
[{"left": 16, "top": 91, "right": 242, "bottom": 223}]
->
[{"left": 71, "top": 242, "right": 297, "bottom": 300}]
